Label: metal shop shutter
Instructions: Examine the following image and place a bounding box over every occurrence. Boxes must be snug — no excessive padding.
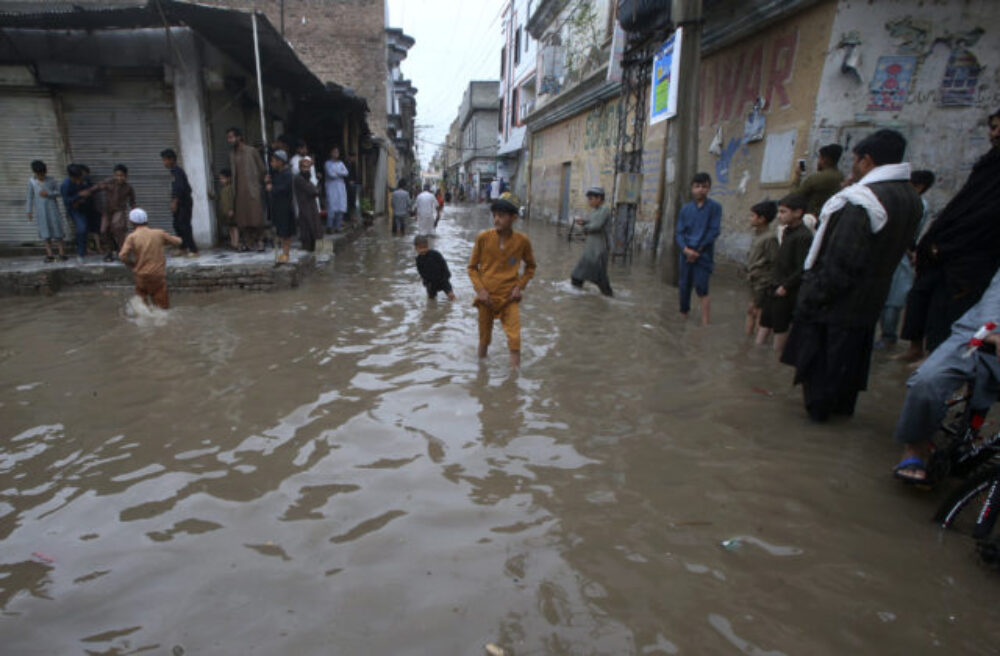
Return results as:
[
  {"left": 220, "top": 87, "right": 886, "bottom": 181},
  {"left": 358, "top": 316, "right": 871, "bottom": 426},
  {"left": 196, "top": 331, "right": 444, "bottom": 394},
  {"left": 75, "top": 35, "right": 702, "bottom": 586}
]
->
[
  {"left": 62, "top": 80, "right": 179, "bottom": 232},
  {"left": 0, "top": 91, "right": 68, "bottom": 244}
]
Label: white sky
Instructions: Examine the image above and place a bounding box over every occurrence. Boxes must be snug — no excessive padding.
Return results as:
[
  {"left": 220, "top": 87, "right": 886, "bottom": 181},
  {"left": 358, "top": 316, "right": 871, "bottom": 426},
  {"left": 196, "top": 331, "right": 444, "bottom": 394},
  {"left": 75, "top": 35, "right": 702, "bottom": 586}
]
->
[{"left": 387, "top": 0, "right": 506, "bottom": 169}]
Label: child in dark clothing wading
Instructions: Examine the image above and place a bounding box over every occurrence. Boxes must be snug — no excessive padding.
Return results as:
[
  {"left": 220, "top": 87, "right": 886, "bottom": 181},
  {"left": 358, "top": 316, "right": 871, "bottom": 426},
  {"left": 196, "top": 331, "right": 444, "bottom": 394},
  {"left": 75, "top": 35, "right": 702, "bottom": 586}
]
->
[{"left": 415, "top": 235, "right": 455, "bottom": 300}]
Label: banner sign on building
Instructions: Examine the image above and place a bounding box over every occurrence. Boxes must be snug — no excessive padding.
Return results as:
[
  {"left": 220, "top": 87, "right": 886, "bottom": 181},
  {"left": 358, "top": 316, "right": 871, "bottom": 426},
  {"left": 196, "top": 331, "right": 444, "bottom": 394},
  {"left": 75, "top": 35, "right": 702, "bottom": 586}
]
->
[{"left": 650, "top": 28, "right": 682, "bottom": 124}]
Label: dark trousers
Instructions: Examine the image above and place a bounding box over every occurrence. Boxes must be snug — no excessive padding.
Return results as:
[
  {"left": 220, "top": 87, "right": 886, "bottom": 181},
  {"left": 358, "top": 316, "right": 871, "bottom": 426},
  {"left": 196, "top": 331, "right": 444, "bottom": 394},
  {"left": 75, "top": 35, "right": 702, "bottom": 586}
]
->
[
  {"left": 782, "top": 320, "right": 875, "bottom": 422},
  {"left": 173, "top": 202, "right": 197, "bottom": 253},
  {"left": 425, "top": 280, "right": 452, "bottom": 298},
  {"left": 902, "top": 267, "right": 985, "bottom": 352},
  {"left": 678, "top": 256, "right": 711, "bottom": 313},
  {"left": 393, "top": 214, "right": 406, "bottom": 234},
  {"left": 69, "top": 209, "right": 88, "bottom": 256}
]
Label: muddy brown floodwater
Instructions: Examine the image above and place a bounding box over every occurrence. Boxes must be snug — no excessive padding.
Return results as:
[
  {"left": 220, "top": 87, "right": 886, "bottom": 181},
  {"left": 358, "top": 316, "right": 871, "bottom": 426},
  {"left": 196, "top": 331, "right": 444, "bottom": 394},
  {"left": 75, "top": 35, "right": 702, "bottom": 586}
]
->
[{"left": 1, "top": 204, "right": 998, "bottom": 655}]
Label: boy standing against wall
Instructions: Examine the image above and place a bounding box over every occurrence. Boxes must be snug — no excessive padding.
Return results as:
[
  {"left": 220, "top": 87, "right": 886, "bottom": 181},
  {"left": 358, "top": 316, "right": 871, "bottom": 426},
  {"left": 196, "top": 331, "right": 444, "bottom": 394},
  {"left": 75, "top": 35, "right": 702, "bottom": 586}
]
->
[
  {"left": 675, "top": 172, "right": 722, "bottom": 325},
  {"left": 161, "top": 149, "right": 198, "bottom": 257},
  {"left": 468, "top": 195, "right": 536, "bottom": 369},
  {"left": 97, "top": 164, "right": 136, "bottom": 262}
]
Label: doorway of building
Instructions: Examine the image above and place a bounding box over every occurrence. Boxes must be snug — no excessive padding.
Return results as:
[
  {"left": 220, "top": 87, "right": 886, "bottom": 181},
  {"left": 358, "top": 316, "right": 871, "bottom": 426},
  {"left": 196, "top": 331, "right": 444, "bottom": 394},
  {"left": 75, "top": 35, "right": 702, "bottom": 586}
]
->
[{"left": 559, "top": 162, "right": 571, "bottom": 224}]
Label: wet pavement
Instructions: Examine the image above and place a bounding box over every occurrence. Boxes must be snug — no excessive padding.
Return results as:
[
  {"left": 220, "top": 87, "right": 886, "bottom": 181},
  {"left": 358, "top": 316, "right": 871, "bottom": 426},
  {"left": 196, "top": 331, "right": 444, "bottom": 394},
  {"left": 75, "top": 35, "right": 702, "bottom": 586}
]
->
[{"left": 1, "top": 203, "right": 998, "bottom": 655}]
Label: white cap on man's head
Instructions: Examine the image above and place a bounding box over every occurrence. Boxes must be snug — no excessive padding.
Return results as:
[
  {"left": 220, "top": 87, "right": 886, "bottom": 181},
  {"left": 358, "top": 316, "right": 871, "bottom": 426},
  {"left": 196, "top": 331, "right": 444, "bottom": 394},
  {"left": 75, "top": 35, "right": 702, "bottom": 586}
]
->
[{"left": 129, "top": 208, "right": 148, "bottom": 224}]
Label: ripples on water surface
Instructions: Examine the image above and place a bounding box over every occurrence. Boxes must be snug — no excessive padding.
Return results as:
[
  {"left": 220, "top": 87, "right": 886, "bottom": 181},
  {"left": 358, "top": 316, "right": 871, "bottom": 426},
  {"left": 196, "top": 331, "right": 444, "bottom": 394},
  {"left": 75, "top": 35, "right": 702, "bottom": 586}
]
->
[{"left": 1, "top": 206, "right": 998, "bottom": 654}]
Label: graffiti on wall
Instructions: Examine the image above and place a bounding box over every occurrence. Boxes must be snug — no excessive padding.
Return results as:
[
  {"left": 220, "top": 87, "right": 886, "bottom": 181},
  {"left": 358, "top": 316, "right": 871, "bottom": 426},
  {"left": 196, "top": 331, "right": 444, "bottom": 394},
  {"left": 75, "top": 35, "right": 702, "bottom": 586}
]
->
[
  {"left": 583, "top": 103, "right": 618, "bottom": 151},
  {"left": 701, "top": 30, "right": 799, "bottom": 127},
  {"left": 940, "top": 48, "right": 982, "bottom": 107},
  {"left": 882, "top": 19, "right": 987, "bottom": 109},
  {"left": 867, "top": 55, "right": 918, "bottom": 111}
]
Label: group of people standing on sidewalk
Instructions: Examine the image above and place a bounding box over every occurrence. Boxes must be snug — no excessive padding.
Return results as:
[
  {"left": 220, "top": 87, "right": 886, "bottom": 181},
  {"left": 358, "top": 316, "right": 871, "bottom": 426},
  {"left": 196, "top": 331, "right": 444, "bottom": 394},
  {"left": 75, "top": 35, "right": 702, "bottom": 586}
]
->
[
  {"left": 24, "top": 127, "right": 356, "bottom": 266},
  {"left": 28, "top": 155, "right": 195, "bottom": 265},
  {"left": 212, "top": 128, "right": 355, "bottom": 259}
]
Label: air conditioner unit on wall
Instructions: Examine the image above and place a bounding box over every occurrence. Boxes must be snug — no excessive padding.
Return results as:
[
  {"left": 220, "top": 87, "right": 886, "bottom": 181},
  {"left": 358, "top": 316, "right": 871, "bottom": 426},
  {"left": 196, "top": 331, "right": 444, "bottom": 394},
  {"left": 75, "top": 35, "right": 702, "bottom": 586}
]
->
[{"left": 617, "top": 0, "right": 671, "bottom": 34}]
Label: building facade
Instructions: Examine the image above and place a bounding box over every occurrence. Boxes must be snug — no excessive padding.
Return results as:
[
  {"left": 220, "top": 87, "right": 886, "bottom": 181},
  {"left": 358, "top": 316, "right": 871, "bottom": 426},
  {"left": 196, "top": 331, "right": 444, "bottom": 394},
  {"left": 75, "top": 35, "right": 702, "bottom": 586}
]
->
[
  {"left": 458, "top": 81, "right": 500, "bottom": 201},
  {"left": 520, "top": 0, "right": 1000, "bottom": 263},
  {"left": 497, "top": 0, "right": 538, "bottom": 200},
  {"left": 386, "top": 28, "right": 418, "bottom": 192},
  {"left": 0, "top": 1, "right": 367, "bottom": 248}
]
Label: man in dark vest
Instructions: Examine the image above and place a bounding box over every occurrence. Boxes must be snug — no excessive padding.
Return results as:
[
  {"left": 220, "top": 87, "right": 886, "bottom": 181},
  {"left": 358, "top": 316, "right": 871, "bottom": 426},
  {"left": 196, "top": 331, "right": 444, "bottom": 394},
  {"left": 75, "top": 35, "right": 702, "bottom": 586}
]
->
[
  {"left": 898, "top": 107, "right": 1000, "bottom": 360},
  {"left": 781, "top": 129, "right": 923, "bottom": 422}
]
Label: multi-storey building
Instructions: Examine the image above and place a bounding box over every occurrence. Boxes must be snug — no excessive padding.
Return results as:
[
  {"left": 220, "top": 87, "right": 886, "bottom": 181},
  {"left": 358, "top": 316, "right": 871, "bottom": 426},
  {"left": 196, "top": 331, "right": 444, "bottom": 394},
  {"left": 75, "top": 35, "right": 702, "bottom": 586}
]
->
[
  {"left": 458, "top": 81, "right": 500, "bottom": 201},
  {"left": 497, "top": 0, "right": 538, "bottom": 200}
]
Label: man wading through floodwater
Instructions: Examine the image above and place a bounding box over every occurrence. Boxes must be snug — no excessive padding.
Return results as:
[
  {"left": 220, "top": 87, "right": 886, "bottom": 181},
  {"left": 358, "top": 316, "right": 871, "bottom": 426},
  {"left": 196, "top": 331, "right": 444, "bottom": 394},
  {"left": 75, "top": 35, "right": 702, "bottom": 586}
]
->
[
  {"left": 781, "top": 129, "right": 922, "bottom": 422},
  {"left": 570, "top": 186, "right": 613, "bottom": 296}
]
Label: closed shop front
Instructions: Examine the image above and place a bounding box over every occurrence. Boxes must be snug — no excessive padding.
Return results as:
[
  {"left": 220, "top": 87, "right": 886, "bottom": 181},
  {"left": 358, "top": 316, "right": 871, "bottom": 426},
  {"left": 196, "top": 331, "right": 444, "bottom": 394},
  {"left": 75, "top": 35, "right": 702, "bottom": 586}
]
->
[
  {"left": 62, "top": 75, "right": 179, "bottom": 233},
  {"left": 0, "top": 75, "right": 68, "bottom": 244}
]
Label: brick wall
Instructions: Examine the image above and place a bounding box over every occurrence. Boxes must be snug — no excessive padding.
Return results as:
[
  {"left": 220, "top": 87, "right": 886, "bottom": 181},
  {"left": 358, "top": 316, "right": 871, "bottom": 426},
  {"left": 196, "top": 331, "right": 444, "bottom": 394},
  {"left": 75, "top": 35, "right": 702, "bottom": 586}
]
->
[
  {"left": 31, "top": 0, "right": 390, "bottom": 138},
  {"left": 196, "top": 0, "right": 389, "bottom": 138}
]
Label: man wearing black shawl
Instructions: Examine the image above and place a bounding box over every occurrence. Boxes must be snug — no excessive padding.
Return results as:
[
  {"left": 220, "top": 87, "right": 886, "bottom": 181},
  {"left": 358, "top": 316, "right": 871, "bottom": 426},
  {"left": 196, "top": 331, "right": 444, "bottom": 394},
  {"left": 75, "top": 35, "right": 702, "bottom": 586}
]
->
[
  {"left": 781, "top": 130, "right": 922, "bottom": 422},
  {"left": 900, "top": 108, "right": 1000, "bottom": 356}
]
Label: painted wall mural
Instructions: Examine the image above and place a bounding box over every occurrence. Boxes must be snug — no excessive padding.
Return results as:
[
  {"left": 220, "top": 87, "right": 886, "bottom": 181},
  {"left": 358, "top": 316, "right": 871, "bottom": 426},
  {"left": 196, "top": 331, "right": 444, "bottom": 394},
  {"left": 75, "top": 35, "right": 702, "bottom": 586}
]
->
[
  {"left": 867, "top": 55, "right": 918, "bottom": 111},
  {"left": 939, "top": 47, "right": 982, "bottom": 107}
]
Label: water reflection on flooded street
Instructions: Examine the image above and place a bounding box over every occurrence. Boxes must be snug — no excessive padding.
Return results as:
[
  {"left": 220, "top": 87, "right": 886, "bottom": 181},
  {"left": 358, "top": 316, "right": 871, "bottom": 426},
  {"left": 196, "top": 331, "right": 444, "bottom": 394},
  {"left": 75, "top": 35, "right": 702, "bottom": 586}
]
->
[{"left": 1, "top": 204, "right": 997, "bottom": 655}]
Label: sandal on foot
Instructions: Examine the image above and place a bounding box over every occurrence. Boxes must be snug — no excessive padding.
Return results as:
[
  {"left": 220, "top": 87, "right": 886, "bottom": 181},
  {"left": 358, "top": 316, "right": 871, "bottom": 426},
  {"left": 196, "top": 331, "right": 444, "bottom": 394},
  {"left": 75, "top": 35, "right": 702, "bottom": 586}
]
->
[{"left": 893, "top": 457, "right": 930, "bottom": 485}]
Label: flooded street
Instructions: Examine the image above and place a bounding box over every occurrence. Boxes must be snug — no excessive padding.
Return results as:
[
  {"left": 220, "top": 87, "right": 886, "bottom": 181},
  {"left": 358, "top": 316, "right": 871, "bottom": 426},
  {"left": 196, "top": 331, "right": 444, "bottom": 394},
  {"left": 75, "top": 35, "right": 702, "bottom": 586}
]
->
[{"left": 2, "top": 203, "right": 998, "bottom": 655}]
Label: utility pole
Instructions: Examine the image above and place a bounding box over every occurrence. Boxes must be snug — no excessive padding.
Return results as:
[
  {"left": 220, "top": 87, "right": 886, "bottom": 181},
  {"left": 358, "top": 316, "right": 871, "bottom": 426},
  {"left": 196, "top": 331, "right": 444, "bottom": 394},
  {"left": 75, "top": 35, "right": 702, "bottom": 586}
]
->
[{"left": 661, "top": 0, "right": 703, "bottom": 285}]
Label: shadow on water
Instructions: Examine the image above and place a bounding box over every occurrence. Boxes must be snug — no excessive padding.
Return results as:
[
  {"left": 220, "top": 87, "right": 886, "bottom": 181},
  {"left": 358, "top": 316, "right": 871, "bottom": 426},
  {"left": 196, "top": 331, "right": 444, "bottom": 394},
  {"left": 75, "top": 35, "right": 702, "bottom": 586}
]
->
[{"left": 0, "top": 204, "right": 997, "bottom": 654}]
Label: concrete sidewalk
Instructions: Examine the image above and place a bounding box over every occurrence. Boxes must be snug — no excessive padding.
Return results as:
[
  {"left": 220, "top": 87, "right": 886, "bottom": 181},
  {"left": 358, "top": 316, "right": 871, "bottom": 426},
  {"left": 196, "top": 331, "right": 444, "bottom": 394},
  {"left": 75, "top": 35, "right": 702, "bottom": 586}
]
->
[{"left": 0, "top": 220, "right": 371, "bottom": 296}]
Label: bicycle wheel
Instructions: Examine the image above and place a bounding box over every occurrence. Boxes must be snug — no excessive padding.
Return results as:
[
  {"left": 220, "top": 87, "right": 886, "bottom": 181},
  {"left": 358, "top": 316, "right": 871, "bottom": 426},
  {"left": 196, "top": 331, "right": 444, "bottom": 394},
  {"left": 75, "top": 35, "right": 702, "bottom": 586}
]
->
[{"left": 934, "top": 465, "right": 1000, "bottom": 535}]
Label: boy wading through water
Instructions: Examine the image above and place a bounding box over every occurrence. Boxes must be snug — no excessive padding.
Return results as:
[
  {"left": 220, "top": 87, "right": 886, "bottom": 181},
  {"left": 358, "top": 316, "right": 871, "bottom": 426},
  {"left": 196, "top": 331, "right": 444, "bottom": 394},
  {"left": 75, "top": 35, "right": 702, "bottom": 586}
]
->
[
  {"left": 745, "top": 200, "right": 778, "bottom": 344},
  {"left": 415, "top": 235, "right": 456, "bottom": 300},
  {"left": 468, "top": 194, "right": 536, "bottom": 369},
  {"left": 570, "top": 186, "right": 613, "bottom": 296},
  {"left": 675, "top": 172, "right": 722, "bottom": 324},
  {"left": 119, "top": 208, "right": 182, "bottom": 309},
  {"left": 761, "top": 194, "right": 813, "bottom": 353}
]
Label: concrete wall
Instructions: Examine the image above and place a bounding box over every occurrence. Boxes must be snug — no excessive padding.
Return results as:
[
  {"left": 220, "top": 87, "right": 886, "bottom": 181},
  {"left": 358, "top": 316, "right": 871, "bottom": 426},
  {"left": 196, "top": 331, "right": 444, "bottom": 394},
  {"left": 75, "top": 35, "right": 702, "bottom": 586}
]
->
[
  {"left": 462, "top": 112, "right": 499, "bottom": 169},
  {"left": 809, "top": 0, "right": 1000, "bottom": 220},
  {"left": 529, "top": 97, "right": 608, "bottom": 221},
  {"left": 695, "top": 0, "right": 837, "bottom": 261}
]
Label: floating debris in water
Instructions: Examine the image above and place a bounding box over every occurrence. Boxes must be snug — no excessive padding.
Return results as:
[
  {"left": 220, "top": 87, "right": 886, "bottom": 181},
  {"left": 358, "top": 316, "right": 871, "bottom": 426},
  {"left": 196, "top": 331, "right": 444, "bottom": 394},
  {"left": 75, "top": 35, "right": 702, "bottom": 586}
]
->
[
  {"left": 751, "top": 387, "right": 774, "bottom": 397},
  {"left": 31, "top": 551, "right": 55, "bottom": 563},
  {"left": 720, "top": 536, "right": 803, "bottom": 556},
  {"left": 485, "top": 644, "right": 506, "bottom": 656}
]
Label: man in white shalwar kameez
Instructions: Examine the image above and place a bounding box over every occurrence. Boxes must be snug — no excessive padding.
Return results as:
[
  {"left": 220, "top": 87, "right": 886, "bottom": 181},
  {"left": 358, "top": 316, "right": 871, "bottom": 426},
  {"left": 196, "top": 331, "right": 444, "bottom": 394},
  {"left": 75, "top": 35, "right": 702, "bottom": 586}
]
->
[{"left": 415, "top": 184, "right": 437, "bottom": 236}]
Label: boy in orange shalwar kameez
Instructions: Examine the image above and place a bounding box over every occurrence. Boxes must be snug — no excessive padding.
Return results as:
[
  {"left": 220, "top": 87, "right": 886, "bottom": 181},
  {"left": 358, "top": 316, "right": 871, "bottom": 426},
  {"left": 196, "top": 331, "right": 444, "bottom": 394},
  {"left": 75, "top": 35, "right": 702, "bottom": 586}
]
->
[{"left": 468, "top": 195, "right": 536, "bottom": 369}]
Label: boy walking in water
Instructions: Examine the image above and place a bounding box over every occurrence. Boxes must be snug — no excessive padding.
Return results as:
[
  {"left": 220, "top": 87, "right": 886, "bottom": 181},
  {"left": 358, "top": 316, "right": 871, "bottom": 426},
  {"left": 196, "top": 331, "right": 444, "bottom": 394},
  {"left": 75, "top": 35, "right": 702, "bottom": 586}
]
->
[
  {"left": 415, "top": 235, "right": 456, "bottom": 300},
  {"left": 675, "top": 172, "right": 722, "bottom": 324},
  {"left": 119, "top": 208, "right": 182, "bottom": 309},
  {"left": 761, "top": 194, "right": 813, "bottom": 353},
  {"left": 468, "top": 194, "right": 536, "bottom": 368}
]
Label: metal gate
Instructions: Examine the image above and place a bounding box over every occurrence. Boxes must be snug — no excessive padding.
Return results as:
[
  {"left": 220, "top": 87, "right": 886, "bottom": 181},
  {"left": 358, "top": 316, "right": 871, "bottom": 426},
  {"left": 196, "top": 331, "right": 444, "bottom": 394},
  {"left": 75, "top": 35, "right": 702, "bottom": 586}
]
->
[
  {"left": 0, "top": 90, "right": 68, "bottom": 244},
  {"left": 62, "top": 79, "right": 179, "bottom": 232}
]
